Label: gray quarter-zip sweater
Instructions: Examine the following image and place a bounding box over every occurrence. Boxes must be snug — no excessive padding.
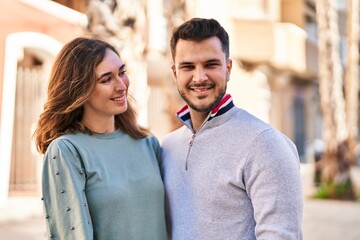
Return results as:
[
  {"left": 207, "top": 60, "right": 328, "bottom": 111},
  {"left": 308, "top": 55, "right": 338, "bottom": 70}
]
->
[{"left": 161, "top": 94, "right": 303, "bottom": 240}]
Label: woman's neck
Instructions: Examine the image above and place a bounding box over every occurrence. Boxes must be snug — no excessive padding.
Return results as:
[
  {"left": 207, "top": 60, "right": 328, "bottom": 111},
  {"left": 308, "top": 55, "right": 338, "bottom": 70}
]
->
[{"left": 81, "top": 116, "right": 115, "bottom": 134}]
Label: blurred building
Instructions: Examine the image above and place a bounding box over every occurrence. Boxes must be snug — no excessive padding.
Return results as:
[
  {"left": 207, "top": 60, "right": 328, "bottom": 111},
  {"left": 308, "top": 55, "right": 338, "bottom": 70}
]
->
[
  {"left": 189, "top": 0, "right": 322, "bottom": 160},
  {"left": 153, "top": 0, "right": 324, "bottom": 160},
  {"left": 0, "top": 0, "right": 86, "bottom": 222},
  {"left": 0, "top": 0, "right": 356, "bottom": 222}
]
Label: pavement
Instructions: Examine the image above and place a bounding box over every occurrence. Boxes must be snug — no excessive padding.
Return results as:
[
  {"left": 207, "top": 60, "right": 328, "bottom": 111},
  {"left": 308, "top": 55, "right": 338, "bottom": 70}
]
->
[
  {"left": 303, "top": 198, "right": 360, "bottom": 240},
  {"left": 0, "top": 217, "right": 46, "bottom": 240},
  {"left": 0, "top": 164, "right": 360, "bottom": 240}
]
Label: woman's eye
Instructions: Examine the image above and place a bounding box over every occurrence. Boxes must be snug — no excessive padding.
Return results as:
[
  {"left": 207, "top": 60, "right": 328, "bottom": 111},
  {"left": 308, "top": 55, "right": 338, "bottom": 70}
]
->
[{"left": 100, "top": 77, "right": 111, "bottom": 84}]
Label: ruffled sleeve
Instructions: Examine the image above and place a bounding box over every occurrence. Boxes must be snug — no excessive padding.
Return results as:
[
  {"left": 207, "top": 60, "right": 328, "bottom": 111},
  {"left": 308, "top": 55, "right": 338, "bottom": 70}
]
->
[{"left": 42, "top": 138, "right": 93, "bottom": 240}]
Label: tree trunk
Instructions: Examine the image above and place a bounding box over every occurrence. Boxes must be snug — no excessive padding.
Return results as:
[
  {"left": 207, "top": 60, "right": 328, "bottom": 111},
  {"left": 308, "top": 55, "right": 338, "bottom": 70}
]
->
[
  {"left": 344, "top": 0, "right": 360, "bottom": 165},
  {"left": 315, "top": 0, "right": 355, "bottom": 200}
]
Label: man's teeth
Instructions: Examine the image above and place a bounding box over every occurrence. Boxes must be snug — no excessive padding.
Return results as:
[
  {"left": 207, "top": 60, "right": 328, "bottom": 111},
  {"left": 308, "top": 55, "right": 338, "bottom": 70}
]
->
[{"left": 193, "top": 88, "right": 209, "bottom": 92}]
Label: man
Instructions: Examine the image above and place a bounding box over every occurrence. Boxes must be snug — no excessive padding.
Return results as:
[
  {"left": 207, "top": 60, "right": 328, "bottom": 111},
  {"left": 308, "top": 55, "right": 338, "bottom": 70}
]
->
[{"left": 161, "top": 18, "right": 303, "bottom": 240}]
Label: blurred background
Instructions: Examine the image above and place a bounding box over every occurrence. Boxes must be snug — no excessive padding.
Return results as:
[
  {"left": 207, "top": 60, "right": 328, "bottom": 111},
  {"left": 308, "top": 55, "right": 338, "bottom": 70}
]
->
[{"left": 0, "top": 0, "right": 359, "bottom": 239}]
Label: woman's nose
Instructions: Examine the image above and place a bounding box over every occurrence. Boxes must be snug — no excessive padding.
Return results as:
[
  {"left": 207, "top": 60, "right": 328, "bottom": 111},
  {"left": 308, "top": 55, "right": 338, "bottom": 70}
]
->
[{"left": 115, "top": 77, "right": 127, "bottom": 91}]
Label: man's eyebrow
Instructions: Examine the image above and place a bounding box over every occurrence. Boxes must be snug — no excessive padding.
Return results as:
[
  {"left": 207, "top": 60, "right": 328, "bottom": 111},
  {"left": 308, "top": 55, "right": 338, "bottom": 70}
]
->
[
  {"left": 178, "top": 59, "right": 221, "bottom": 66},
  {"left": 178, "top": 61, "right": 193, "bottom": 66},
  {"left": 205, "top": 58, "right": 221, "bottom": 64},
  {"left": 119, "top": 64, "right": 126, "bottom": 71}
]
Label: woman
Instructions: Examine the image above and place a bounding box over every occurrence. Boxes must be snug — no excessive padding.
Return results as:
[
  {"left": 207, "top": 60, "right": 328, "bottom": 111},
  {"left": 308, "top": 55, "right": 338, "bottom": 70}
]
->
[{"left": 34, "top": 37, "right": 167, "bottom": 240}]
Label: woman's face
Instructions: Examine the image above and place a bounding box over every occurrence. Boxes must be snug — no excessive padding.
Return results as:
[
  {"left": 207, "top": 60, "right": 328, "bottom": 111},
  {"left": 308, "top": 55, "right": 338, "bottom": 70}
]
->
[{"left": 83, "top": 48, "right": 129, "bottom": 120}]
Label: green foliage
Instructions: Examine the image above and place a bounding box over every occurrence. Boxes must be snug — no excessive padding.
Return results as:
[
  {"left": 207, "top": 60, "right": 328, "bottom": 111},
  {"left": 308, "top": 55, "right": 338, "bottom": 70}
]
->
[
  {"left": 314, "top": 178, "right": 356, "bottom": 200},
  {"left": 314, "top": 183, "right": 329, "bottom": 199}
]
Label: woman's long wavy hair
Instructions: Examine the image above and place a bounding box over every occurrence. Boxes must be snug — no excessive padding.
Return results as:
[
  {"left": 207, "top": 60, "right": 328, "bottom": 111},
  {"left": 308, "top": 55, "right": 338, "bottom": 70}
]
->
[{"left": 34, "top": 36, "right": 149, "bottom": 154}]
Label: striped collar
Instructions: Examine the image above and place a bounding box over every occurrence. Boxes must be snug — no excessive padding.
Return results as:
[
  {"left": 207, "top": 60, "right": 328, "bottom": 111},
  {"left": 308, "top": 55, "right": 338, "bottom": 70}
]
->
[{"left": 177, "top": 94, "right": 234, "bottom": 124}]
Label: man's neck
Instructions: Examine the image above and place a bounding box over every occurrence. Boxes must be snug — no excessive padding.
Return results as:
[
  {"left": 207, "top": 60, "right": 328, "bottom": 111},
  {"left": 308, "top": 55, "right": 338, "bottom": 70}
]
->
[{"left": 189, "top": 109, "right": 209, "bottom": 132}]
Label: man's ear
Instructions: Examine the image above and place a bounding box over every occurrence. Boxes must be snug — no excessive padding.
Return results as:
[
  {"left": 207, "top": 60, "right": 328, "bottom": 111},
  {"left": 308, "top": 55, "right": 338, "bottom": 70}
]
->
[
  {"left": 171, "top": 64, "right": 177, "bottom": 79},
  {"left": 226, "top": 59, "right": 232, "bottom": 82}
]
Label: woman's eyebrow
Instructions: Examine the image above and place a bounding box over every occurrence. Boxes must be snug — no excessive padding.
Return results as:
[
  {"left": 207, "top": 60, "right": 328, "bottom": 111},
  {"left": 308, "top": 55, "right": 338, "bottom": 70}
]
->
[{"left": 97, "top": 64, "right": 126, "bottom": 80}]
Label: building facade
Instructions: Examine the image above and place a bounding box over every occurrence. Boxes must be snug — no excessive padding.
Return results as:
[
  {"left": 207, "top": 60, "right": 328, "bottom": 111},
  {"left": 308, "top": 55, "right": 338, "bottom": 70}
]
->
[{"left": 0, "top": 0, "right": 86, "bottom": 221}]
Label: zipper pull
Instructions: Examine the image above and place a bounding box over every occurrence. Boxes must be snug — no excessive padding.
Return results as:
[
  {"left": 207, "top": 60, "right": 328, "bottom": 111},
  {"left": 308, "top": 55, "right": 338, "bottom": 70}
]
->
[
  {"left": 189, "top": 134, "right": 195, "bottom": 146},
  {"left": 186, "top": 134, "right": 195, "bottom": 170}
]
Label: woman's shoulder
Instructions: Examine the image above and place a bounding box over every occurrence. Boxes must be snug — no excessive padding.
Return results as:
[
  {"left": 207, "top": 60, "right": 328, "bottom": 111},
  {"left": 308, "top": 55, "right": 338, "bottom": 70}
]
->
[
  {"left": 46, "top": 133, "right": 85, "bottom": 155},
  {"left": 48, "top": 134, "right": 76, "bottom": 152},
  {"left": 144, "top": 133, "right": 160, "bottom": 143},
  {"left": 138, "top": 133, "right": 160, "bottom": 150}
]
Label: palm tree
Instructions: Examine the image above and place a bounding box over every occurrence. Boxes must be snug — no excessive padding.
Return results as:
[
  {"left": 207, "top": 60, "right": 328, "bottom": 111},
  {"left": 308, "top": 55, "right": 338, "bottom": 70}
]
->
[
  {"left": 315, "top": 0, "right": 358, "bottom": 200},
  {"left": 344, "top": 0, "right": 359, "bottom": 166}
]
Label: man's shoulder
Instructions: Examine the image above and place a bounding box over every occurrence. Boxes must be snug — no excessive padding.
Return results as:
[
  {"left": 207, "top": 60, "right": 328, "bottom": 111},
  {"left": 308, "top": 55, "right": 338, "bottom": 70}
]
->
[
  {"left": 233, "top": 111, "right": 297, "bottom": 151},
  {"left": 229, "top": 107, "right": 272, "bottom": 131},
  {"left": 161, "top": 125, "right": 189, "bottom": 145}
]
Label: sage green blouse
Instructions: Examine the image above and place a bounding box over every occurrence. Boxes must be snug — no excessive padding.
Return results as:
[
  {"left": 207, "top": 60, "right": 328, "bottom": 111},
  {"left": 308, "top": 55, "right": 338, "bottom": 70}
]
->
[{"left": 42, "top": 130, "right": 167, "bottom": 240}]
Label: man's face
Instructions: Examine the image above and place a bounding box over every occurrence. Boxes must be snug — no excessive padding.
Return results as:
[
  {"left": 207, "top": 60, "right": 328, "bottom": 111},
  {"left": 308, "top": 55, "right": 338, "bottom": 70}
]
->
[{"left": 172, "top": 36, "right": 232, "bottom": 113}]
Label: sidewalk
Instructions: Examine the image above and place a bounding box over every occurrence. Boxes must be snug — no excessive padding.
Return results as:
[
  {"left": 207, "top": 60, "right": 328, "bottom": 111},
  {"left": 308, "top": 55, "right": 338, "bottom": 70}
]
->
[
  {"left": 0, "top": 196, "right": 359, "bottom": 240},
  {"left": 0, "top": 217, "right": 46, "bottom": 240},
  {"left": 303, "top": 197, "right": 360, "bottom": 240},
  {"left": 0, "top": 164, "right": 359, "bottom": 240},
  {"left": 301, "top": 164, "right": 360, "bottom": 240}
]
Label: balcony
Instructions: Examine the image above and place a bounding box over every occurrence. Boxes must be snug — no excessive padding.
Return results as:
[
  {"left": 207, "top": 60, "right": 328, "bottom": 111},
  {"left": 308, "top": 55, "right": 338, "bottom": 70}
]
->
[{"left": 230, "top": 18, "right": 318, "bottom": 78}]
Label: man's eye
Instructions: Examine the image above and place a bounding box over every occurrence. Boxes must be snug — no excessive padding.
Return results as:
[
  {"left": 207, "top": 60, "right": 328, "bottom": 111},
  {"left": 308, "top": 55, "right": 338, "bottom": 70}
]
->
[
  {"left": 181, "top": 65, "right": 194, "bottom": 70},
  {"left": 119, "top": 69, "right": 127, "bottom": 77},
  {"left": 206, "top": 63, "right": 218, "bottom": 68}
]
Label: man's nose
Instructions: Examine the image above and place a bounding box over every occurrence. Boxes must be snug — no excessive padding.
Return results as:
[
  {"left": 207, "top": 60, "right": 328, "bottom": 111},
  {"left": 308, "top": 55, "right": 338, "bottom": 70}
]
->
[{"left": 193, "top": 67, "right": 208, "bottom": 82}]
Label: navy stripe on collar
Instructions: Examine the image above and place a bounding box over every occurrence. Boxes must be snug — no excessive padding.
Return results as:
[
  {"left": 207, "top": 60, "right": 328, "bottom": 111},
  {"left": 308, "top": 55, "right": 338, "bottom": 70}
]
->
[{"left": 177, "top": 94, "right": 234, "bottom": 122}]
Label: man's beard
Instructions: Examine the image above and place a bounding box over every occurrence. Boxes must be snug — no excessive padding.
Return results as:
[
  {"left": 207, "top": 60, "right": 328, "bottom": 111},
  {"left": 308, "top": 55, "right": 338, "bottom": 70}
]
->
[{"left": 178, "top": 85, "right": 227, "bottom": 113}]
